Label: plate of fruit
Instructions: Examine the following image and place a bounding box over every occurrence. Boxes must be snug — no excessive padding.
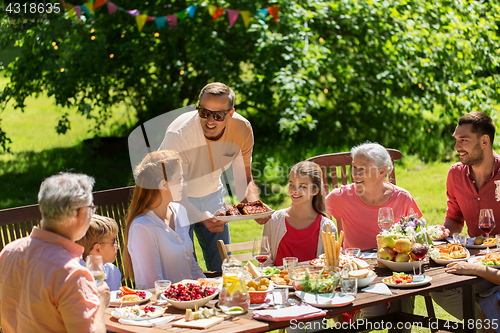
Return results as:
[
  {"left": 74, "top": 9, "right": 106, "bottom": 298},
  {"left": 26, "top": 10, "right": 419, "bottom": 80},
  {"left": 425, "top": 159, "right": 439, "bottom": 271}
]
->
[
  {"left": 377, "top": 236, "right": 423, "bottom": 272},
  {"left": 111, "top": 305, "right": 165, "bottom": 320},
  {"left": 164, "top": 281, "right": 219, "bottom": 310},
  {"left": 110, "top": 286, "right": 152, "bottom": 306}
]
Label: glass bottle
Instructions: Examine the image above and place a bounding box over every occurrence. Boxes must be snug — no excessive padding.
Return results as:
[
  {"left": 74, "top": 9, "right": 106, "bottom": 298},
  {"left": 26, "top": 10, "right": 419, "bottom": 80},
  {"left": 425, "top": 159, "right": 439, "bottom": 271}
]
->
[{"left": 219, "top": 257, "right": 250, "bottom": 311}]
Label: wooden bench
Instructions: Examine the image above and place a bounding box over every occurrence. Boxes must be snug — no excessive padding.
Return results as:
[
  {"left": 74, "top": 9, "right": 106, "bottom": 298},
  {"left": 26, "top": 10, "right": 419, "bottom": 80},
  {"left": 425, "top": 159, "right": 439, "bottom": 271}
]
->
[{"left": 0, "top": 186, "right": 136, "bottom": 287}]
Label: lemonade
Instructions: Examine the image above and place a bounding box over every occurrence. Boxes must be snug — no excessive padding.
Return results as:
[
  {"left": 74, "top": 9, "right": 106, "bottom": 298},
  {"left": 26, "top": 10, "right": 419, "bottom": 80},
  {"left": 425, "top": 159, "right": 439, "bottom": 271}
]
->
[{"left": 219, "top": 258, "right": 249, "bottom": 311}]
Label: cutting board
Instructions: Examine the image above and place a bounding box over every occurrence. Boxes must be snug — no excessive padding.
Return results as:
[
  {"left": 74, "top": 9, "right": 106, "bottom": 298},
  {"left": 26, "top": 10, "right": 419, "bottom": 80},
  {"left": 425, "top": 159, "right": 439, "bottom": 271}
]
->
[{"left": 172, "top": 316, "right": 224, "bottom": 329}]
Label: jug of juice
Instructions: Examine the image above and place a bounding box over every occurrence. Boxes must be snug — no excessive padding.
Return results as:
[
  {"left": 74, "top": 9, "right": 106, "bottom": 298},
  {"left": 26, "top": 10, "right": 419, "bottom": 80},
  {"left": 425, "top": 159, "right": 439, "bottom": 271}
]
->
[{"left": 219, "top": 257, "right": 250, "bottom": 311}]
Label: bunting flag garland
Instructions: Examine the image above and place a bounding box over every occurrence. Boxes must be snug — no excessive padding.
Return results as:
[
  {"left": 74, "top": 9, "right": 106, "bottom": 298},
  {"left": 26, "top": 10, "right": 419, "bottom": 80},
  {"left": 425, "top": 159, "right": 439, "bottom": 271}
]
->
[
  {"left": 267, "top": 6, "right": 279, "bottom": 22},
  {"left": 107, "top": 2, "right": 117, "bottom": 14},
  {"left": 93, "top": 0, "right": 107, "bottom": 10},
  {"left": 226, "top": 9, "right": 239, "bottom": 27},
  {"left": 62, "top": 2, "right": 279, "bottom": 32},
  {"left": 240, "top": 10, "right": 252, "bottom": 28},
  {"left": 212, "top": 7, "right": 225, "bottom": 22},
  {"left": 136, "top": 14, "right": 147, "bottom": 32}
]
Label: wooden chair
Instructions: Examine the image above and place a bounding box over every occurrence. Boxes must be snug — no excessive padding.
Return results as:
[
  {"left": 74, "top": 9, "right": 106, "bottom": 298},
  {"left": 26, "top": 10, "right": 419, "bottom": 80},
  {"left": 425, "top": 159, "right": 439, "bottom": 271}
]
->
[
  {"left": 217, "top": 239, "right": 257, "bottom": 263},
  {"left": 307, "top": 149, "right": 437, "bottom": 323},
  {"left": 306, "top": 149, "right": 402, "bottom": 233}
]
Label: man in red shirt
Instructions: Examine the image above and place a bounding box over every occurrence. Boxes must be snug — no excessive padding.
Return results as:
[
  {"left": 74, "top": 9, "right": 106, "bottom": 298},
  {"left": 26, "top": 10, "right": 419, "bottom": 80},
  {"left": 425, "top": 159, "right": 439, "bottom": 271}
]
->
[{"left": 438, "top": 111, "right": 500, "bottom": 239}]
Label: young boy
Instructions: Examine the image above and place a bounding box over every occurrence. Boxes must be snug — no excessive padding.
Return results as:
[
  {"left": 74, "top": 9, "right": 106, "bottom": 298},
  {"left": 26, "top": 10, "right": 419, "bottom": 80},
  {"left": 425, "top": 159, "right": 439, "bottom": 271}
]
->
[{"left": 77, "top": 215, "right": 122, "bottom": 290}]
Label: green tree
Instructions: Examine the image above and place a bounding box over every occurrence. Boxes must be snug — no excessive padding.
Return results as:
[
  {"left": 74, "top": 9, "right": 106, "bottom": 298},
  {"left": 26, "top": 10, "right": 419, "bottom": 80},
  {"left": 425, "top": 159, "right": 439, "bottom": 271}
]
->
[{"left": 1, "top": 0, "right": 499, "bottom": 161}]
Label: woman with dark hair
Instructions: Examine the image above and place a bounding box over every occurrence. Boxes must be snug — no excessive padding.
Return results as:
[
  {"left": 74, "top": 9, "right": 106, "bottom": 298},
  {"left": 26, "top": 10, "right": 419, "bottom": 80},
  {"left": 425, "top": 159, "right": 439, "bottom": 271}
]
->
[
  {"left": 262, "top": 161, "right": 336, "bottom": 266},
  {"left": 123, "top": 150, "right": 205, "bottom": 289}
]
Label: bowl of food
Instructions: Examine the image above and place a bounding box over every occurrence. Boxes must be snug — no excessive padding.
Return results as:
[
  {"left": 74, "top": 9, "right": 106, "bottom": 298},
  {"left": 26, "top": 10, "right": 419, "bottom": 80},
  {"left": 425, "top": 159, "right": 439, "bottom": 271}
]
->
[
  {"left": 246, "top": 277, "right": 273, "bottom": 304},
  {"left": 290, "top": 265, "right": 340, "bottom": 294},
  {"left": 164, "top": 281, "right": 219, "bottom": 310},
  {"left": 352, "top": 270, "right": 377, "bottom": 288},
  {"left": 377, "top": 258, "right": 420, "bottom": 272}
]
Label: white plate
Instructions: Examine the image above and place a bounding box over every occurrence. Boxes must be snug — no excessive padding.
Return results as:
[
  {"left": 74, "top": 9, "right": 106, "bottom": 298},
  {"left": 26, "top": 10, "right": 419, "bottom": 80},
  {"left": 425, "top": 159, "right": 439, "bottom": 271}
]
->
[
  {"left": 215, "top": 211, "right": 274, "bottom": 222},
  {"left": 273, "top": 283, "right": 294, "bottom": 289},
  {"left": 466, "top": 238, "right": 496, "bottom": 249},
  {"left": 431, "top": 249, "right": 471, "bottom": 265},
  {"left": 110, "top": 290, "right": 152, "bottom": 306},
  {"left": 294, "top": 291, "right": 354, "bottom": 308},
  {"left": 377, "top": 258, "right": 421, "bottom": 272},
  {"left": 382, "top": 275, "right": 432, "bottom": 288},
  {"left": 111, "top": 305, "right": 164, "bottom": 320},
  {"left": 467, "top": 255, "right": 500, "bottom": 268}
]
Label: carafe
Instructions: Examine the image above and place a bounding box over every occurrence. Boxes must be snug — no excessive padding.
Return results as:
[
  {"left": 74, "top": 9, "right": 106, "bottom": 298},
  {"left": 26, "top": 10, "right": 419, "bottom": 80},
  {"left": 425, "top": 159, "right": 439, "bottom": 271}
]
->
[{"left": 219, "top": 257, "right": 250, "bottom": 311}]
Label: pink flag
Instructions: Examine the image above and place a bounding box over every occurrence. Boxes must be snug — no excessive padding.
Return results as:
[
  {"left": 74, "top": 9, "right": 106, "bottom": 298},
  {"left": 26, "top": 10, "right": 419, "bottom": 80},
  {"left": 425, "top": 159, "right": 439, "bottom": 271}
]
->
[
  {"left": 107, "top": 2, "right": 117, "bottom": 14},
  {"left": 74, "top": 6, "right": 82, "bottom": 21},
  {"left": 226, "top": 9, "right": 240, "bottom": 28},
  {"left": 167, "top": 14, "right": 178, "bottom": 30}
]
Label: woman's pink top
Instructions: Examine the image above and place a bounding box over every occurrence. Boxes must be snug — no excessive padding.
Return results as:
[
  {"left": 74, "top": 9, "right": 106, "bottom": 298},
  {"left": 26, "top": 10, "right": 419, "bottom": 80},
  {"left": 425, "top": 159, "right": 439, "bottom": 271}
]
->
[
  {"left": 275, "top": 214, "right": 321, "bottom": 266},
  {"left": 326, "top": 183, "right": 422, "bottom": 250}
]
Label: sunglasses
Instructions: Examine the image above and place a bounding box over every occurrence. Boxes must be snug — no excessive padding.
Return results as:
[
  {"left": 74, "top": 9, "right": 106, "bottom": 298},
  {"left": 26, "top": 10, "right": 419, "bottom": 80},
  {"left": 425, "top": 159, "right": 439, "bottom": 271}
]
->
[{"left": 197, "top": 105, "right": 232, "bottom": 122}]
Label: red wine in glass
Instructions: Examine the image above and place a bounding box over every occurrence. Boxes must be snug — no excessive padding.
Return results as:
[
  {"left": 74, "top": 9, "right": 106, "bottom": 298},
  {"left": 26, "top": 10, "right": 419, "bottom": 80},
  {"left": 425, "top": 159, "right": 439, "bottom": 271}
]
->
[
  {"left": 479, "top": 225, "right": 495, "bottom": 235},
  {"left": 411, "top": 245, "right": 428, "bottom": 261},
  {"left": 479, "top": 209, "right": 496, "bottom": 253},
  {"left": 255, "top": 255, "right": 269, "bottom": 265}
]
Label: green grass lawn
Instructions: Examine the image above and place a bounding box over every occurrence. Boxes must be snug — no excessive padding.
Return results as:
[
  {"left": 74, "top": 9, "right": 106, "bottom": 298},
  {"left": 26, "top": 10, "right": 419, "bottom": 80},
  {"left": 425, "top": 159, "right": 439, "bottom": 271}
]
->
[{"left": 0, "top": 71, "right": 469, "bottom": 331}]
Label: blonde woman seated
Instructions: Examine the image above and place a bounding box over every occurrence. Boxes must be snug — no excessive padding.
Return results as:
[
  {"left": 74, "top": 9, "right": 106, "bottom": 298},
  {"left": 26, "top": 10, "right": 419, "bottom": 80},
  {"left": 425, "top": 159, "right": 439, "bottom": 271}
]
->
[
  {"left": 326, "top": 142, "right": 422, "bottom": 251},
  {"left": 123, "top": 150, "right": 205, "bottom": 289},
  {"left": 263, "top": 161, "right": 336, "bottom": 266}
]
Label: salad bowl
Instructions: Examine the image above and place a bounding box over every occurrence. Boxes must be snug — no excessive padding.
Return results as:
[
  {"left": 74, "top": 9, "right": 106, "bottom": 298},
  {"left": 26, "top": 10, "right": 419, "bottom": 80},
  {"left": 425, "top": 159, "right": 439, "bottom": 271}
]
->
[{"left": 290, "top": 265, "right": 340, "bottom": 294}]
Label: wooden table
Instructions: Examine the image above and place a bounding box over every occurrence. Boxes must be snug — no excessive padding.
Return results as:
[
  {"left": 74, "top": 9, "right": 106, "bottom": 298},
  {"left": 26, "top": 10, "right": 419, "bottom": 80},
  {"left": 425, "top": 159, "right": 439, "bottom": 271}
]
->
[{"left": 105, "top": 250, "right": 486, "bottom": 333}]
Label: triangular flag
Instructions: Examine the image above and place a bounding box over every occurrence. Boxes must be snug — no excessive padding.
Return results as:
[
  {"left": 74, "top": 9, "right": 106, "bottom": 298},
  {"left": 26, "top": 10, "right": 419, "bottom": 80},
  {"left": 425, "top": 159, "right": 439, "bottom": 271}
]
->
[
  {"left": 167, "top": 14, "right": 177, "bottom": 30},
  {"left": 74, "top": 6, "right": 82, "bottom": 21},
  {"left": 267, "top": 6, "right": 279, "bottom": 22},
  {"left": 176, "top": 10, "right": 188, "bottom": 21},
  {"left": 240, "top": 10, "right": 252, "bottom": 28},
  {"left": 155, "top": 16, "right": 166, "bottom": 29},
  {"left": 107, "top": 2, "right": 117, "bottom": 14},
  {"left": 136, "top": 14, "right": 147, "bottom": 32},
  {"left": 127, "top": 9, "right": 139, "bottom": 16},
  {"left": 207, "top": 4, "right": 216, "bottom": 16},
  {"left": 146, "top": 16, "right": 155, "bottom": 22},
  {"left": 84, "top": 2, "right": 94, "bottom": 15},
  {"left": 257, "top": 8, "right": 268, "bottom": 20},
  {"left": 186, "top": 5, "right": 196, "bottom": 18},
  {"left": 226, "top": 9, "right": 240, "bottom": 28},
  {"left": 66, "top": 3, "right": 75, "bottom": 16},
  {"left": 213, "top": 7, "right": 225, "bottom": 22},
  {"left": 93, "top": 0, "right": 106, "bottom": 9}
]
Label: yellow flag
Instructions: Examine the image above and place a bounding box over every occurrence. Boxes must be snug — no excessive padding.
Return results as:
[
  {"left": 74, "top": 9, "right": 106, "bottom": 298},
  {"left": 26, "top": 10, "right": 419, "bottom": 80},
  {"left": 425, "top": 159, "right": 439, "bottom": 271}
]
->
[
  {"left": 240, "top": 10, "right": 252, "bottom": 28},
  {"left": 136, "top": 14, "right": 147, "bottom": 32},
  {"left": 207, "top": 4, "right": 216, "bottom": 16},
  {"left": 66, "top": 3, "right": 75, "bottom": 16},
  {"left": 84, "top": 2, "right": 94, "bottom": 15}
]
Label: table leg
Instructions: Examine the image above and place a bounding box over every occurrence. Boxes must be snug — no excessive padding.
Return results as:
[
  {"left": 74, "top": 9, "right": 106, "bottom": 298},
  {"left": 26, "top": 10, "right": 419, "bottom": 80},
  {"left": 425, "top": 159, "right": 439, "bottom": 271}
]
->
[
  {"left": 389, "top": 300, "right": 402, "bottom": 333},
  {"left": 462, "top": 284, "right": 476, "bottom": 333}
]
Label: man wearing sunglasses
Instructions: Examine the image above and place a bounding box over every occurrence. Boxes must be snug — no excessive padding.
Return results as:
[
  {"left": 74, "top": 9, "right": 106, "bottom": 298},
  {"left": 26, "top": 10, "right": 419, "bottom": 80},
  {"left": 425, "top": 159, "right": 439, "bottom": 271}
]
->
[{"left": 159, "top": 82, "right": 269, "bottom": 271}]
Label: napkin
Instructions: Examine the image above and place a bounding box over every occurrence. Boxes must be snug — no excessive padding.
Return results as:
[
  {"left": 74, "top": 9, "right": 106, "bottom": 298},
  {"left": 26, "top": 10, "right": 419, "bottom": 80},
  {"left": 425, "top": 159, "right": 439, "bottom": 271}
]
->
[
  {"left": 252, "top": 304, "right": 326, "bottom": 322},
  {"left": 118, "top": 315, "right": 175, "bottom": 327},
  {"left": 361, "top": 283, "right": 392, "bottom": 296}
]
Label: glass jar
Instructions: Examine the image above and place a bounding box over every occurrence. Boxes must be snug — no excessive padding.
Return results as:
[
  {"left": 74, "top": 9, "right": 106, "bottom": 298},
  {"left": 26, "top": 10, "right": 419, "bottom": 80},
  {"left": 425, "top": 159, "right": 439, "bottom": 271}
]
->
[{"left": 219, "top": 257, "right": 250, "bottom": 311}]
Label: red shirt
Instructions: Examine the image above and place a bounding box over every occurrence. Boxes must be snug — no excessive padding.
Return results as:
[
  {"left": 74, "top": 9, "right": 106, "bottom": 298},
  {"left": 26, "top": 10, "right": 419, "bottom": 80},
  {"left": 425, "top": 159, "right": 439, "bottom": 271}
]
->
[
  {"left": 275, "top": 214, "right": 321, "bottom": 266},
  {"left": 446, "top": 153, "right": 500, "bottom": 237}
]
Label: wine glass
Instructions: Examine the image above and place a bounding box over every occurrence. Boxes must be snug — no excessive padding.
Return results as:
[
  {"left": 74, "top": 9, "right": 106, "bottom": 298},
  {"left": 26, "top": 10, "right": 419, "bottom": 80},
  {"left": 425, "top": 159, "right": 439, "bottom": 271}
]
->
[
  {"left": 410, "top": 233, "right": 429, "bottom": 278},
  {"left": 86, "top": 255, "right": 105, "bottom": 286},
  {"left": 378, "top": 207, "right": 394, "bottom": 232},
  {"left": 252, "top": 236, "right": 270, "bottom": 276},
  {"left": 479, "top": 209, "right": 496, "bottom": 254}
]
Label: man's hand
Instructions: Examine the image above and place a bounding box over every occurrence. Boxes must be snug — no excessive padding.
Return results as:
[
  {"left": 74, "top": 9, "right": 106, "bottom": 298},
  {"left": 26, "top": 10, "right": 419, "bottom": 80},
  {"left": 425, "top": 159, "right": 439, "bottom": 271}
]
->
[
  {"left": 254, "top": 215, "right": 271, "bottom": 225},
  {"left": 434, "top": 225, "right": 451, "bottom": 240},
  {"left": 445, "top": 261, "right": 478, "bottom": 276},
  {"left": 199, "top": 211, "right": 227, "bottom": 233}
]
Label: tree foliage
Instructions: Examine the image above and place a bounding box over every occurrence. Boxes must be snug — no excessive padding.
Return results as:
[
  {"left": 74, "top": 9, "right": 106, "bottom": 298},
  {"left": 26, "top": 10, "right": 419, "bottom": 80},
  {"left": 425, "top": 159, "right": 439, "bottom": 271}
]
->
[{"left": 1, "top": 0, "right": 499, "bottom": 161}]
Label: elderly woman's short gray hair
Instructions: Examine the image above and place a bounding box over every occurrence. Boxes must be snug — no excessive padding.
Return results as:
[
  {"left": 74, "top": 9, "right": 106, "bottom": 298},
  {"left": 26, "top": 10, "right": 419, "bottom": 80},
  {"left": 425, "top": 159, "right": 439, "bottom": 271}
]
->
[
  {"left": 351, "top": 142, "right": 394, "bottom": 176},
  {"left": 38, "top": 173, "right": 95, "bottom": 225}
]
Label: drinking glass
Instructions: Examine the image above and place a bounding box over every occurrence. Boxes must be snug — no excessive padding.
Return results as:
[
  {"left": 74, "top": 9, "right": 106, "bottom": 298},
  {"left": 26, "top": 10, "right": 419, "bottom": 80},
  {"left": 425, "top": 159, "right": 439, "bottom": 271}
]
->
[
  {"left": 410, "top": 233, "right": 429, "bottom": 277},
  {"left": 86, "top": 255, "right": 105, "bottom": 286},
  {"left": 452, "top": 233, "right": 467, "bottom": 247},
  {"left": 155, "top": 280, "right": 171, "bottom": 305},
  {"left": 252, "top": 236, "right": 270, "bottom": 275},
  {"left": 282, "top": 257, "right": 298, "bottom": 280},
  {"left": 479, "top": 209, "right": 496, "bottom": 253},
  {"left": 344, "top": 248, "right": 361, "bottom": 258},
  {"left": 340, "top": 277, "right": 357, "bottom": 296},
  {"left": 378, "top": 207, "right": 394, "bottom": 232}
]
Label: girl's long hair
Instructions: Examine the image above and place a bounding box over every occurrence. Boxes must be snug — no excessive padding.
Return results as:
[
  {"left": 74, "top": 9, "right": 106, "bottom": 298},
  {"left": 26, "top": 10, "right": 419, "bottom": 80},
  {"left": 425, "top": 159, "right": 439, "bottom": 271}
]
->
[
  {"left": 123, "top": 150, "right": 181, "bottom": 280},
  {"left": 290, "top": 161, "right": 328, "bottom": 218}
]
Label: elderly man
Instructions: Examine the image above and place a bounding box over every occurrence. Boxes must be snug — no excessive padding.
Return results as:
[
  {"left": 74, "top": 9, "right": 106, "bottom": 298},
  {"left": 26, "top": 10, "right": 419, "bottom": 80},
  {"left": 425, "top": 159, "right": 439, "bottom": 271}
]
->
[
  {"left": 0, "top": 173, "right": 110, "bottom": 333},
  {"left": 159, "top": 82, "right": 269, "bottom": 271}
]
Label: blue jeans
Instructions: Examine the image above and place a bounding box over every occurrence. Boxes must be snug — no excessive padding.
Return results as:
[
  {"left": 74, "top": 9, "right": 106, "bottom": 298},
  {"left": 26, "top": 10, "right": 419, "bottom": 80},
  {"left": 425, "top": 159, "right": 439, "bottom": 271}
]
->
[{"left": 188, "top": 187, "right": 230, "bottom": 272}]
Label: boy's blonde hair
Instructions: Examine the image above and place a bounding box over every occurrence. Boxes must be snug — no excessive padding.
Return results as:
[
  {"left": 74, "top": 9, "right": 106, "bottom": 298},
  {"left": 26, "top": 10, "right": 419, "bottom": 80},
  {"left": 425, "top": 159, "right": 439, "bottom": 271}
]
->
[{"left": 77, "top": 214, "right": 119, "bottom": 258}]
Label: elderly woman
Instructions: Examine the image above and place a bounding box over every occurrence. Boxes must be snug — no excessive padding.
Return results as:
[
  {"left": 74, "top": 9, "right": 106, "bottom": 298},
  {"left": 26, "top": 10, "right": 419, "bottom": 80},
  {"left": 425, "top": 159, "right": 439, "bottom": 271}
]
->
[{"left": 326, "top": 142, "right": 422, "bottom": 250}]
